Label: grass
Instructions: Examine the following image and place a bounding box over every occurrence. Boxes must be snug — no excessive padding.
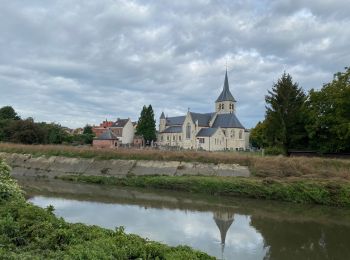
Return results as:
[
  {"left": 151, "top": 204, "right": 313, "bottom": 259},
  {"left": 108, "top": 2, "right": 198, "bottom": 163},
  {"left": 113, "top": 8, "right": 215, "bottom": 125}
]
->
[
  {"left": 1, "top": 143, "right": 350, "bottom": 180},
  {"left": 0, "top": 159, "right": 214, "bottom": 259},
  {"left": 58, "top": 175, "right": 350, "bottom": 207}
]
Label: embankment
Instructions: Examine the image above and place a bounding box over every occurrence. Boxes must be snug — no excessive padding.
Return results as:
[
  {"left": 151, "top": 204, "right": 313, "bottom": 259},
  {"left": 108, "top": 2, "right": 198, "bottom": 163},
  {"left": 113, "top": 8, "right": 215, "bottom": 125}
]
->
[
  {"left": 0, "top": 152, "right": 250, "bottom": 178},
  {"left": 1, "top": 150, "right": 350, "bottom": 207}
]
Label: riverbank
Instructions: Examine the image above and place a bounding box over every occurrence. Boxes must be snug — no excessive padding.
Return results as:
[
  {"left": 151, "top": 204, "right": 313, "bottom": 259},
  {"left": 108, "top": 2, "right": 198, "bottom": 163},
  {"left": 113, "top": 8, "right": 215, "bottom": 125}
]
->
[
  {"left": 0, "top": 160, "right": 214, "bottom": 259},
  {"left": 1, "top": 143, "right": 350, "bottom": 179},
  {"left": 58, "top": 174, "right": 350, "bottom": 207}
]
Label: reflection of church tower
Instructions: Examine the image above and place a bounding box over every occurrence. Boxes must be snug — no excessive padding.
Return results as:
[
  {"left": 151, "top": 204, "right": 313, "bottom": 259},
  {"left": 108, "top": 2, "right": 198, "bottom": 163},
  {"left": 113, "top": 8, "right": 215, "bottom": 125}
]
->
[{"left": 214, "top": 211, "right": 234, "bottom": 259}]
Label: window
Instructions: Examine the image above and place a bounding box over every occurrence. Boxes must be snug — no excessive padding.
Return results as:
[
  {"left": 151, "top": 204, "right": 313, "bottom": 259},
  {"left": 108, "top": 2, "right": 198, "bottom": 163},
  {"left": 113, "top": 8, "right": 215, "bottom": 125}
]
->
[
  {"left": 222, "top": 104, "right": 224, "bottom": 109},
  {"left": 198, "top": 138, "right": 205, "bottom": 144},
  {"left": 179, "top": 135, "right": 182, "bottom": 141},
  {"left": 167, "top": 136, "right": 170, "bottom": 141},
  {"left": 186, "top": 123, "right": 191, "bottom": 139},
  {"left": 223, "top": 130, "right": 226, "bottom": 136},
  {"left": 239, "top": 130, "right": 243, "bottom": 139},
  {"left": 173, "top": 135, "right": 176, "bottom": 141},
  {"left": 161, "top": 136, "right": 163, "bottom": 141},
  {"left": 230, "top": 130, "right": 235, "bottom": 138}
]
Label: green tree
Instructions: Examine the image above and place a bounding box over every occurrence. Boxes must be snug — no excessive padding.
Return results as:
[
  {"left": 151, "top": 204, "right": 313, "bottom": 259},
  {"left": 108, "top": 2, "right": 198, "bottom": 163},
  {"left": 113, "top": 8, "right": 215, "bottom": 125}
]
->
[
  {"left": 0, "top": 106, "right": 20, "bottom": 120},
  {"left": 250, "top": 121, "right": 268, "bottom": 149},
  {"left": 264, "top": 72, "right": 307, "bottom": 153},
  {"left": 82, "top": 125, "right": 94, "bottom": 144},
  {"left": 3, "top": 119, "right": 46, "bottom": 144},
  {"left": 136, "top": 105, "right": 156, "bottom": 144},
  {"left": 306, "top": 67, "right": 350, "bottom": 152}
]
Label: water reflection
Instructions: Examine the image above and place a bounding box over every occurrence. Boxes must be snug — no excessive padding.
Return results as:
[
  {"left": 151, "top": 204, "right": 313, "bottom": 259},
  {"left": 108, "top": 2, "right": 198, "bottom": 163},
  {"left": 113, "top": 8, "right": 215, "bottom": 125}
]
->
[{"left": 18, "top": 177, "right": 350, "bottom": 260}]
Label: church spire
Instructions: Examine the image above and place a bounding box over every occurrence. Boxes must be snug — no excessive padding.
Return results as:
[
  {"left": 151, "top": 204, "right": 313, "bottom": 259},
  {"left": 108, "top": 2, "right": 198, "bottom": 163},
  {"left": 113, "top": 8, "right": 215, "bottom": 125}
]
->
[{"left": 216, "top": 70, "right": 236, "bottom": 103}]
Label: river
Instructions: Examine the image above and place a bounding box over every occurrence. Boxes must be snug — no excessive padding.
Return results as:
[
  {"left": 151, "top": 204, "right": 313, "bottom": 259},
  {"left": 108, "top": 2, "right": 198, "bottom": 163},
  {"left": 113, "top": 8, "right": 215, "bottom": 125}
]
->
[{"left": 17, "top": 177, "right": 350, "bottom": 260}]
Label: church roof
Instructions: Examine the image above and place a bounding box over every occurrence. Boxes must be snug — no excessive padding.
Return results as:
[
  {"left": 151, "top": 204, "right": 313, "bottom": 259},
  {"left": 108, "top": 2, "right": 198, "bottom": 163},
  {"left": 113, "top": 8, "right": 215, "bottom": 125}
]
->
[
  {"left": 166, "top": 116, "right": 186, "bottom": 126},
  {"left": 162, "top": 126, "right": 182, "bottom": 133},
  {"left": 216, "top": 70, "right": 236, "bottom": 102},
  {"left": 212, "top": 113, "right": 244, "bottom": 129},
  {"left": 190, "top": 112, "right": 215, "bottom": 127},
  {"left": 160, "top": 112, "right": 165, "bottom": 119},
  {"left": 96, "top": 129, "right": 119, "bottom": 140},
  {"left": 196, "top": 128, "right": 219, "bottom": 137}
]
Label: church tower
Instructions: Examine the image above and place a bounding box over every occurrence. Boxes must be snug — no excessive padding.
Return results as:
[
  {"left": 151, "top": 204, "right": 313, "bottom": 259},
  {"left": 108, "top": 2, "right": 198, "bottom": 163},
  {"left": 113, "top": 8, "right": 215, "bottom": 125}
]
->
[
  {"left": 215, "top": 70, "right": 236, "bottom": 114},
  {"left": 159, "top": 112, "right": 166, "bottom": 132}
]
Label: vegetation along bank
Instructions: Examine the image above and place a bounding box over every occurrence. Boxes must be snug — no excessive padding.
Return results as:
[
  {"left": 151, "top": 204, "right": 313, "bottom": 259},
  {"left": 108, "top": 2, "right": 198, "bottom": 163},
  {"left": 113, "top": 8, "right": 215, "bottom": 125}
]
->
[
  {"left": 1, "top": 143, "right": 350, "bottom": 207},
  {"left": 0, "top": 159, "right": 214, "bottom": 259}
]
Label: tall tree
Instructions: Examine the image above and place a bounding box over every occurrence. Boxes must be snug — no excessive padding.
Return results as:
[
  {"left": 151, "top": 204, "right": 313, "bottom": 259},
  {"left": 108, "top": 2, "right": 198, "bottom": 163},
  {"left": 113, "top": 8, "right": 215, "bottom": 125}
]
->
[
  {"left": 136, "top": 105, "right": 156, "bottom": 144},
  {"left": 0, "top": 106, "right": 20, "bottom": 120},
  {"left": 306, "top": 67, "right": 350, "bottom": 152},
  {"left": 264, "top": 72, "right": 307, "bottom": 153}
]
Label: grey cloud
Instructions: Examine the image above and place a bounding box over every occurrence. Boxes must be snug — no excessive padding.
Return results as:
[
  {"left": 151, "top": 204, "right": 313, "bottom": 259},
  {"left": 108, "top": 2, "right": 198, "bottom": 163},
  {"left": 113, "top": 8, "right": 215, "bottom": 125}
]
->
[{"left": 0, "top": 0, "right": 349, "bottom": 128}]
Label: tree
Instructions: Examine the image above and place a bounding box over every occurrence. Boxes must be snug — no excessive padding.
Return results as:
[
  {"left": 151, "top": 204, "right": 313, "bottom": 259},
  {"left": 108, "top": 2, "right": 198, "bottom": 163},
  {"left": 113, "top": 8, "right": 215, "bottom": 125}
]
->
[
  {"left": 306, "top": 67, "right": 350, "bottom": 152},
  {"left": 82, "top": 125, "right": 94, "bottom": 144},
  {"left": 264, "top": 72, "right": 307, "bottom": 153},
  {"left": 136, "top": 105, "right": 156, "bottom": 144},
  {"left": 3, "top": 119, "right": 46, "bottom": 144},
  {"left": 0, "top": 106, "right": 20, "bottom": 120},
  {"left": 250, "top": 121, "right": 268, "bottom": 149}
]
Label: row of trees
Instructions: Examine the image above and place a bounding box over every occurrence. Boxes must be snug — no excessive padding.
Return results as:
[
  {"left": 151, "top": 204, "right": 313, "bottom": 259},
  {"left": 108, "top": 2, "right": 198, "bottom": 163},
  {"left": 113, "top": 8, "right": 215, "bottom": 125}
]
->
[
  {"left": 0, "top": 106, "right": 94, "bottom": 145},
  {"left": 250, "top": 67, "right": 350, "bottom": 154}
]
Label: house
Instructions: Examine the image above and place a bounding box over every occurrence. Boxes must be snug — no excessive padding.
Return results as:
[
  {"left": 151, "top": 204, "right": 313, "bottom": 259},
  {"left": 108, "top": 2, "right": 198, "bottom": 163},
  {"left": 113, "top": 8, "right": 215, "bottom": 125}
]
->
[
  {"left": 92, "top": 129, "right": 119, "bottom": 149},
  {"left": 92, "top": 118, "right": 135, "bottom": 144},
  {"left": 158, "top": 70, "right": 249, "bottom": 151}
]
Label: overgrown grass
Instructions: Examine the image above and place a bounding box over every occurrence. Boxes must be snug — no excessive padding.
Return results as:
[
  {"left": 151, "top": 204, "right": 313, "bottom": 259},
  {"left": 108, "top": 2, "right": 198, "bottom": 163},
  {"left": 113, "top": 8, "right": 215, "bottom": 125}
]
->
[
  {"left": 0, "top": 160, "right": 214, "bottom": 259},
  {"left": 59, "top": 175, "right": 350, "bottom": 207},
  {"left": 1, "top": 143, "right": 350, "bottom": 180}
]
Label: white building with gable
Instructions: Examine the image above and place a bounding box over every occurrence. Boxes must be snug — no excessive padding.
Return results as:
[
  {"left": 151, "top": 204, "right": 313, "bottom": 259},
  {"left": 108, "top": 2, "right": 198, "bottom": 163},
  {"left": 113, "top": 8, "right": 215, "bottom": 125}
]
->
[{"left": 158, "top": 71, "right": 249, "bottom": 151}]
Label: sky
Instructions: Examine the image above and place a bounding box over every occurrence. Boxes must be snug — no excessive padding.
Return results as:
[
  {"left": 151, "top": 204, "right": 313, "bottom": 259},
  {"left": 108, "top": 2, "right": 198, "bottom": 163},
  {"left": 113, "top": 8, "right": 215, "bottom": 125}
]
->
[{"left": 1, "top": 0, "right": 349, "bottom": 129}]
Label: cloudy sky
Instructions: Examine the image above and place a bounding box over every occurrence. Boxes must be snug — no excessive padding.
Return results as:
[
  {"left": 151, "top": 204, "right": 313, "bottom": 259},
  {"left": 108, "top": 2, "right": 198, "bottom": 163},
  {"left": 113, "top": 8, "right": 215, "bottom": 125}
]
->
[{"left": 1, "top": 0, "right": 349, "bottom": 128}]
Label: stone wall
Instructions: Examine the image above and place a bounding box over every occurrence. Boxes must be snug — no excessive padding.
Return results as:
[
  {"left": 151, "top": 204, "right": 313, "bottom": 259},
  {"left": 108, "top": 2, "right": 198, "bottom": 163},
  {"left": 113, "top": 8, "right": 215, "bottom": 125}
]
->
[{"left": 0, "top": 152, "right": 250, "bottom": 178}]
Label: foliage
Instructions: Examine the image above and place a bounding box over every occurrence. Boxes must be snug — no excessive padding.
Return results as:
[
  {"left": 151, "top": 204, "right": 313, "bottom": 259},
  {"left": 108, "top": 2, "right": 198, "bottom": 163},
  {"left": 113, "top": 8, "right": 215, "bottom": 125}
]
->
[
  {"left": 0, "top": 106, "right": 20, "bottom": 121},
  {"left": 136, "top": 105, "right": 157, "bottom": 143},
  {"left": 264, "top": 146, "right": 285, "bottom": 156},
  {"left": 0, "top": 160, "right": 214, "bottom": 259},
  {"left": 0, "top": 160, "right": 23, "bottom": 202},
  {"left": 306, "top": 67, "right": 350, "bottom": 152},
  {"left": 0, "top": 106, "right": 94, "bottom": 145},
  {"left": 60, "top": 174, "right": 350, "bottom": 207},
  {"left": 264, "top": 72, "right": 307, "bottom": 153},
  {"left": 249, "top": 121, "right": 268, "bottom": 149}
]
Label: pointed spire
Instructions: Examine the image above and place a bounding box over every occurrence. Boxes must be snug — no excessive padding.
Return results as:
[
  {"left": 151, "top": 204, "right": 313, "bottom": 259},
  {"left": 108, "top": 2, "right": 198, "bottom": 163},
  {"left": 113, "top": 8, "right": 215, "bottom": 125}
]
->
[
  {"left": 160, "top": 112, "right": 165, "bottom": 119},
  {"left": 216, "top": 70, "right": 236, "bottom": 102}
]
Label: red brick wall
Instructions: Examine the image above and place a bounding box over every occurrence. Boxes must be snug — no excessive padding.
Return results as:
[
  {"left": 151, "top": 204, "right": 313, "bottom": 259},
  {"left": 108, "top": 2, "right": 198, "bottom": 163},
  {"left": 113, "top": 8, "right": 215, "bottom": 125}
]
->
[{"left": 92, "top": 139, "right": 118, "bottom": 149}]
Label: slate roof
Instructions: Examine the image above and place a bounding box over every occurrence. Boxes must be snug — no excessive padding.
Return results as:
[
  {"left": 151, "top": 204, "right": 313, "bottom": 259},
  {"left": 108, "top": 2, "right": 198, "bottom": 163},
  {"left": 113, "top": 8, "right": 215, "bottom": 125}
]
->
[
  {"left": 96, "top": 129, "right": 119, "bottom": 140},
  {"left": 190, "top": 112, "right": 215, "bottom": 126},
  {"left": 196, "top": 128, "right": 219, "bottom": 137},
  {"left": 216, "top": 71, "right": 236, "bottom": 102},
  {"left": 212, "top": 113, "right": 244, "bottom": 129},
  {"left": 160, "top": 112, "right": 165, "bottom": 119},
  {"left": 113, "top": 119, "right": 129, "bottom": 128},
  {"left": 162, "top": 126, "right": 183, "bottom": 133},
  {"left": 166, "top": 116, "right": 186, "bottom": 126}
]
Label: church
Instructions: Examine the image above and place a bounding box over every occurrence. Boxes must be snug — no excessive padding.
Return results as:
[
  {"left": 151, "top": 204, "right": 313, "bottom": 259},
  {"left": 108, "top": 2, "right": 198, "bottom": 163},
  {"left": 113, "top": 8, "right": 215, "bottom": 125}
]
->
[{"left": 158, "top": 71, "right": 249, "bottom": 151}]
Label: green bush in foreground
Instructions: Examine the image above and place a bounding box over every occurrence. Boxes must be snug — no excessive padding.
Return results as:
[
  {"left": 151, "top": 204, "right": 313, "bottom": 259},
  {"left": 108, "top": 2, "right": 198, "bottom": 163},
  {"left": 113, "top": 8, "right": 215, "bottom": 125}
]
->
[
  {"left": 59, "top": 175, "right": 350, "bottom": 207},
  {"left": 0, "top": 160, "right": 214, "bottom": 259}
]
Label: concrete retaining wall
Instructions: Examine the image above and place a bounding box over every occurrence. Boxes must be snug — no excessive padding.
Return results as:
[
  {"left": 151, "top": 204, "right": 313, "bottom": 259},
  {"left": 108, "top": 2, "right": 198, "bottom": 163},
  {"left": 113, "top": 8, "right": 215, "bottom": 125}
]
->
[{"left": 0, "top": 152, "right": 250, "bottom": 178}]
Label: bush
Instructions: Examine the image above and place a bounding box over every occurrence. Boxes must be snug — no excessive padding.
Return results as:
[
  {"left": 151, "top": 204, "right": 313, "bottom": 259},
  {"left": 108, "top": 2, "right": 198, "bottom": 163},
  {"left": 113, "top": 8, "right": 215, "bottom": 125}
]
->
[{"left": 265, "top": 146, "right": 285, "bottom": 156}]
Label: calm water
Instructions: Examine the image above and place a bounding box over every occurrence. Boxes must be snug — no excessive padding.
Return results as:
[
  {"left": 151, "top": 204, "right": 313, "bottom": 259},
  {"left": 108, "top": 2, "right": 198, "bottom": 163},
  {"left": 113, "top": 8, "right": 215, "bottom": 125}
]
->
[{"left": 18, "top": 177, "right": 350, "bottom": 260}]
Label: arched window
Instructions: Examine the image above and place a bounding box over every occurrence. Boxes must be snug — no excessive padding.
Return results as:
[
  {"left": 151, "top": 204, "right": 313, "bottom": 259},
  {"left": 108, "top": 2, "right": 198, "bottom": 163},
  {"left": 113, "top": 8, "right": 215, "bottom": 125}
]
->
[
  {"left": 239, "top": 130, "right": 243, "bottom": 139},
  {"left": 230, "top": 130, "right": 235, "bottom": 138},
  {"left": 186, "top": 123, "right": 191, "bottom": 139},
  {"left": 222, "top": 104, "right": 224, "bottom": 109}
]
